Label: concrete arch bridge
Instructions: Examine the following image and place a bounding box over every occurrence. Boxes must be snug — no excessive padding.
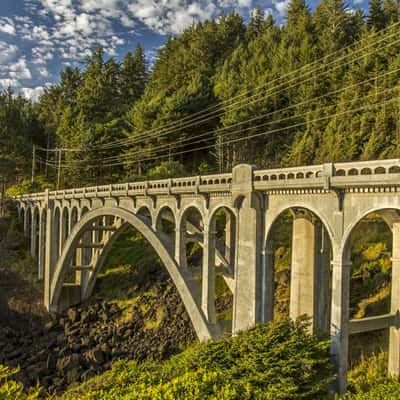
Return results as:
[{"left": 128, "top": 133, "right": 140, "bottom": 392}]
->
[{"left": 15, "top": 159, "right": 400, "bottom": 394}]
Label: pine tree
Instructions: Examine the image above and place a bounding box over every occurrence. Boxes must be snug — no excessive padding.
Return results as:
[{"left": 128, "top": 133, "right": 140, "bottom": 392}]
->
[
  {"left": 368, "top": 0, "right": 386, "bottom": 30},
  {"left": 118, "top": 44, "right": 147, "bottom": 109}
]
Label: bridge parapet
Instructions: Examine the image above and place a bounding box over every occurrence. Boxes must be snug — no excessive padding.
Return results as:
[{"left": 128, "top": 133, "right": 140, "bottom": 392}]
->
[{"left": 14, "top": 159, "right": 400, "bottom": 205}]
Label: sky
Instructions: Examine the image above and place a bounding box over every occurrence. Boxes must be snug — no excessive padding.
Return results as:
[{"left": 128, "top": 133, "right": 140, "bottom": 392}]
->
[{"left": 0, "top": 0, "right": 368, "bottom": 101}]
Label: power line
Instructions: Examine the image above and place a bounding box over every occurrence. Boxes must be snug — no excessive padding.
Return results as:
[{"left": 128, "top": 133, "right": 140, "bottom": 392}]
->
[
  {"left": 40, "top": 70, "right": 400, "bottom": 167},
  {"left": 38, "top": 22, "right": 400, "bottom": 154},
  {"left": 41, "top": 93, "right": 400, "bottom": 170}
]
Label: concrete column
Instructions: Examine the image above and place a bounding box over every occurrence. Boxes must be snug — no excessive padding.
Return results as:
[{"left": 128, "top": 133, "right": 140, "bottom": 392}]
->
[
  {"left": 38, "top": 212, "right": 45, "bottom": 280},
  {"left": 30, "top": 211, "right": 38, "bottom": 258},
  {"left": 44, "top": 200, "right": 56, "bottom": 309},
  {"left": 23, "top": 208, "right": 29, "bottom": 238},
  {"left": 262, "top": 239, "right": 275, "bottom": 322},
  {"left": 231, "top": 164, "right": 263, "bottom": 334},
  {"left": 389, "top": 222, "right": 400, "bottom": 377},
  {"left": 232, "top": 194, "right": 263, "bottom": 333},
  {"left": 202, "top": 223, "right": 216, "bottom": 324},
  {"left": 330, "top": 252, "right": 351, "bottom": 395},
  {"left": 290, "top": 212, "right": 316, "bottom": 327},
  {"left": 315, "top": 222, "right": 331, "bottom": 333},
  {"left": 60, "top": 211, "right": 68, "bottom": 257},
  {"left": 175, "top": 226, "right": 187, "bottom": 268},
  {"left": 224, "top": 213, "right": 235, "bottom": 265}
]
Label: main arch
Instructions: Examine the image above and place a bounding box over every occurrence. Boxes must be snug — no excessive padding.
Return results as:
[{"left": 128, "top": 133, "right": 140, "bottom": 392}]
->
[{"left": 48, "top": 206, "right": 220, "bottom": 341}]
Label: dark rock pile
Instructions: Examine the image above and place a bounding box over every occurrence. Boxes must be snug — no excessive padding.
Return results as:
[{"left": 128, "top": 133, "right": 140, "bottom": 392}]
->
[{"left": 0, "top": 278, "right": 196, "bottom": 396}]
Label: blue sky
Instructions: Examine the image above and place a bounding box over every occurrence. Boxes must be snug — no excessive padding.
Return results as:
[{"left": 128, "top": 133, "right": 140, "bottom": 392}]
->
[{"left": 0, "top": 0, "right": 368, "bottom": 101}]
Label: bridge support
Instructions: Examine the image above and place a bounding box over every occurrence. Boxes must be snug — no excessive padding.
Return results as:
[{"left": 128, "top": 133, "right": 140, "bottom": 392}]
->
[
  {"left": 202, "top": 224, "right": 216, "bottom": 323},
  {"left": 330, "top": 252, "right": 351, "bottom": 395},
  {"left": 232, "top": 164, "right": 263, "bottom": 334},
  {"left": 290, "top": 212, "right": 331, "bottom": 332},
  {"left": 30, "top": 211, "right": 38, "bottom": 259},
  {"left": 44, "top": 197, "right": 57, "bottom": 309},
  {"left": 389, "top": 222, "right": 400, "bottom": 377},
  {"left": 38, "top": 211, "right": 46, "bottom": 280}
]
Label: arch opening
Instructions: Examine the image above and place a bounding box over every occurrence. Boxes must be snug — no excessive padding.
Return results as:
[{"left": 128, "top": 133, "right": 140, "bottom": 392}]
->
[
  {"left": 136, "top": 206, "right": 152, "bottom": 225},
  {"left": 180, "top": 207, "right": 204, "bottom": 283},
  {"left": 210, "top": 207, "right": 236, "bottom": 335},
  {"left": 156, "top": 206, "right": 176, "bottom": 250},
  {"left": 264, "top": 207, "right": 332, "bottom": 334},
  {"left": 345, "top": 211, "right": 394, "bottom": 371}
]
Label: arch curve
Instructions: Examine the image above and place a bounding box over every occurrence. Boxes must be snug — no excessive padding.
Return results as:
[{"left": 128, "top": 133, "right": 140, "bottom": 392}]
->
[{"left": 49, "top": 206, "right": 218, "bottom": 341}]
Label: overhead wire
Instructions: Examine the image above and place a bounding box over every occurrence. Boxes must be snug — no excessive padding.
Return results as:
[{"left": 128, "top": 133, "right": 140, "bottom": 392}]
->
[
  {"left": 37, "top": 21, "right": 400, "bottom": 154},
  {"left": 40, "top": 66, "right": 400, "bottom": 166},
  {"left": 42, "top": 90, "right": 400, "bottom": 169}
]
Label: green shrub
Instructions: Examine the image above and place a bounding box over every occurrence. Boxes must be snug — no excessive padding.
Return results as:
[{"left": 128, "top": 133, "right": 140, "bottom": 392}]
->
[
  {"left": 0, "top": 365, "right": 41, "bottom": 399},
  {"left": 6, "top": 177, "right": 54, "bottom": 197},
  {"left": 343, "top": 381, "right": 400, "bottom": 399},
  {"left": 60, "top": 318, "right": 333, "bottom": 400}
]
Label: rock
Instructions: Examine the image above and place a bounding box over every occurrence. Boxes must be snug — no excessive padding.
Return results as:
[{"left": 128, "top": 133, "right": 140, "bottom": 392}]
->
[
  {"left": 56, "top": 353, "right": 82, "bottom": 373},
  {"left": 66, "top": 367, "right": 81, "bottom": 384},
  {"left": 67, "top": 308, "right": 79, "bottom": 323},
  {"left": 85, "top": 348, "right": 104, "bottom": 365}
]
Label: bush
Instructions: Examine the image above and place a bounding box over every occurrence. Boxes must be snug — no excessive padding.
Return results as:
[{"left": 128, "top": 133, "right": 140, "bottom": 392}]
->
[
  {"left": 0, "top": 365, "right": 41, "bottom": 399},
  {"left": 6, "top": 176, "right": 54, "bottom": 197},
  {"left": 342, "top": 381, "right": 400, "bottom": 399},
  {"left": 60, "top": 318, "right": 333, "bottom": 400}
]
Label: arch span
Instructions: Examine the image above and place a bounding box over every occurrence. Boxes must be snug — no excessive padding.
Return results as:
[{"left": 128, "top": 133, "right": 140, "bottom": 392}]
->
[{"left": 49, "top": 206, "right": 219, "bottom": 341}]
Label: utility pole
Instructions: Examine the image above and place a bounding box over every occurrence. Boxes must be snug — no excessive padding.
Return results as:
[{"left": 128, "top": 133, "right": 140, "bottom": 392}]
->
[
  {"left": 57, "top": 148, "right": 62, "bottom": 190},
  {"left": 31, "top": 144, "right": 36, "bottom": 183}
]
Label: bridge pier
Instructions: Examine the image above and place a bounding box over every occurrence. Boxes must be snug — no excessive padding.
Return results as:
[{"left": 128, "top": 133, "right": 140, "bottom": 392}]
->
[
  {"left": 389, "top": 222, "right": 400, "bottom": 377},
  {"left": 38, "top": 210, "right": 46, "bottom": 280},
  {"left": 232, "top": 164, "right": 263, "bottom": 334},
  {"left": 30, "top": 209, "right": 37, "bottom": 259},
  {"left": 330, "top": 252, "right": 351, "bottom": 395},
  {"left": 44, "top": 196, "right": 57, "bottom": 310},
  {"left": 290, "top": 212, "right": 331, "bottom": 332},
  {"left": 202, "top": 224, "right": 216, "bottom": 323}
]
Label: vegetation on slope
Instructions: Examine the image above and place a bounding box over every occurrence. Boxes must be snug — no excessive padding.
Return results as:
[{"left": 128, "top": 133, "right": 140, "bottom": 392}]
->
[{"left": 0, "top": 318, "right": 333, "bottom": 400}]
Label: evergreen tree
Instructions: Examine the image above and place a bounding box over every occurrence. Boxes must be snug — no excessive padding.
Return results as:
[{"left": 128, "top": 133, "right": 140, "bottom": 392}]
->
[
  {"left": 118, "top": 44, "right": 147, "bottom": 109},
  {"left": 368, "top": 0, "right": 386, "bottom": 30}
]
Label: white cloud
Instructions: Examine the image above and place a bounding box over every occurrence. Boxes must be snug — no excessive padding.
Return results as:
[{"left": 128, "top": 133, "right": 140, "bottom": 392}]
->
[
  {"left": 0, "top": 42, "right": 19, "bottom": 63},
  {"left": 8, "top": 57, "right": 32, "bottom": 80},
  {"left": 40, "top": 0, "right": 75, "bottom": 18},
  {"left": 273, "top": 0, "right": 289, "bottom": 16},
  {"left": 20, "top": 86, "right": 44, "bottom": 101},
  {"left": 0, "top": 18, "right": 16, "bottom": 35},
  {"left": 0, "top": 78, "right": 19, "bottom": 89},
  {"left": 127, "top": 0, "right": 219, "bottom": 34}
]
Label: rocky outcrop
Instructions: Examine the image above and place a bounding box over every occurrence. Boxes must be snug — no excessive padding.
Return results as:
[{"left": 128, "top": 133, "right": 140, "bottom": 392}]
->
[{"left": 0, "top": 277, "right": 196, "bottom": 395}]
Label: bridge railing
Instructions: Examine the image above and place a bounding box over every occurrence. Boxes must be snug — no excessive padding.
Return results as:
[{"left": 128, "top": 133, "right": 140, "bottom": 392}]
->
[
  {"left": 14, "top": 159, "right": 400, "bottom": 204},
  {"left": 254, "top": 164, "right": 325, "bottom": 190}
]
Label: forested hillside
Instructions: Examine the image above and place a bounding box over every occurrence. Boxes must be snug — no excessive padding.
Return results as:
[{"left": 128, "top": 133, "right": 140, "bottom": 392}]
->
[{"left": 1, "top": 0, "right": 400, "bottom": 190}]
